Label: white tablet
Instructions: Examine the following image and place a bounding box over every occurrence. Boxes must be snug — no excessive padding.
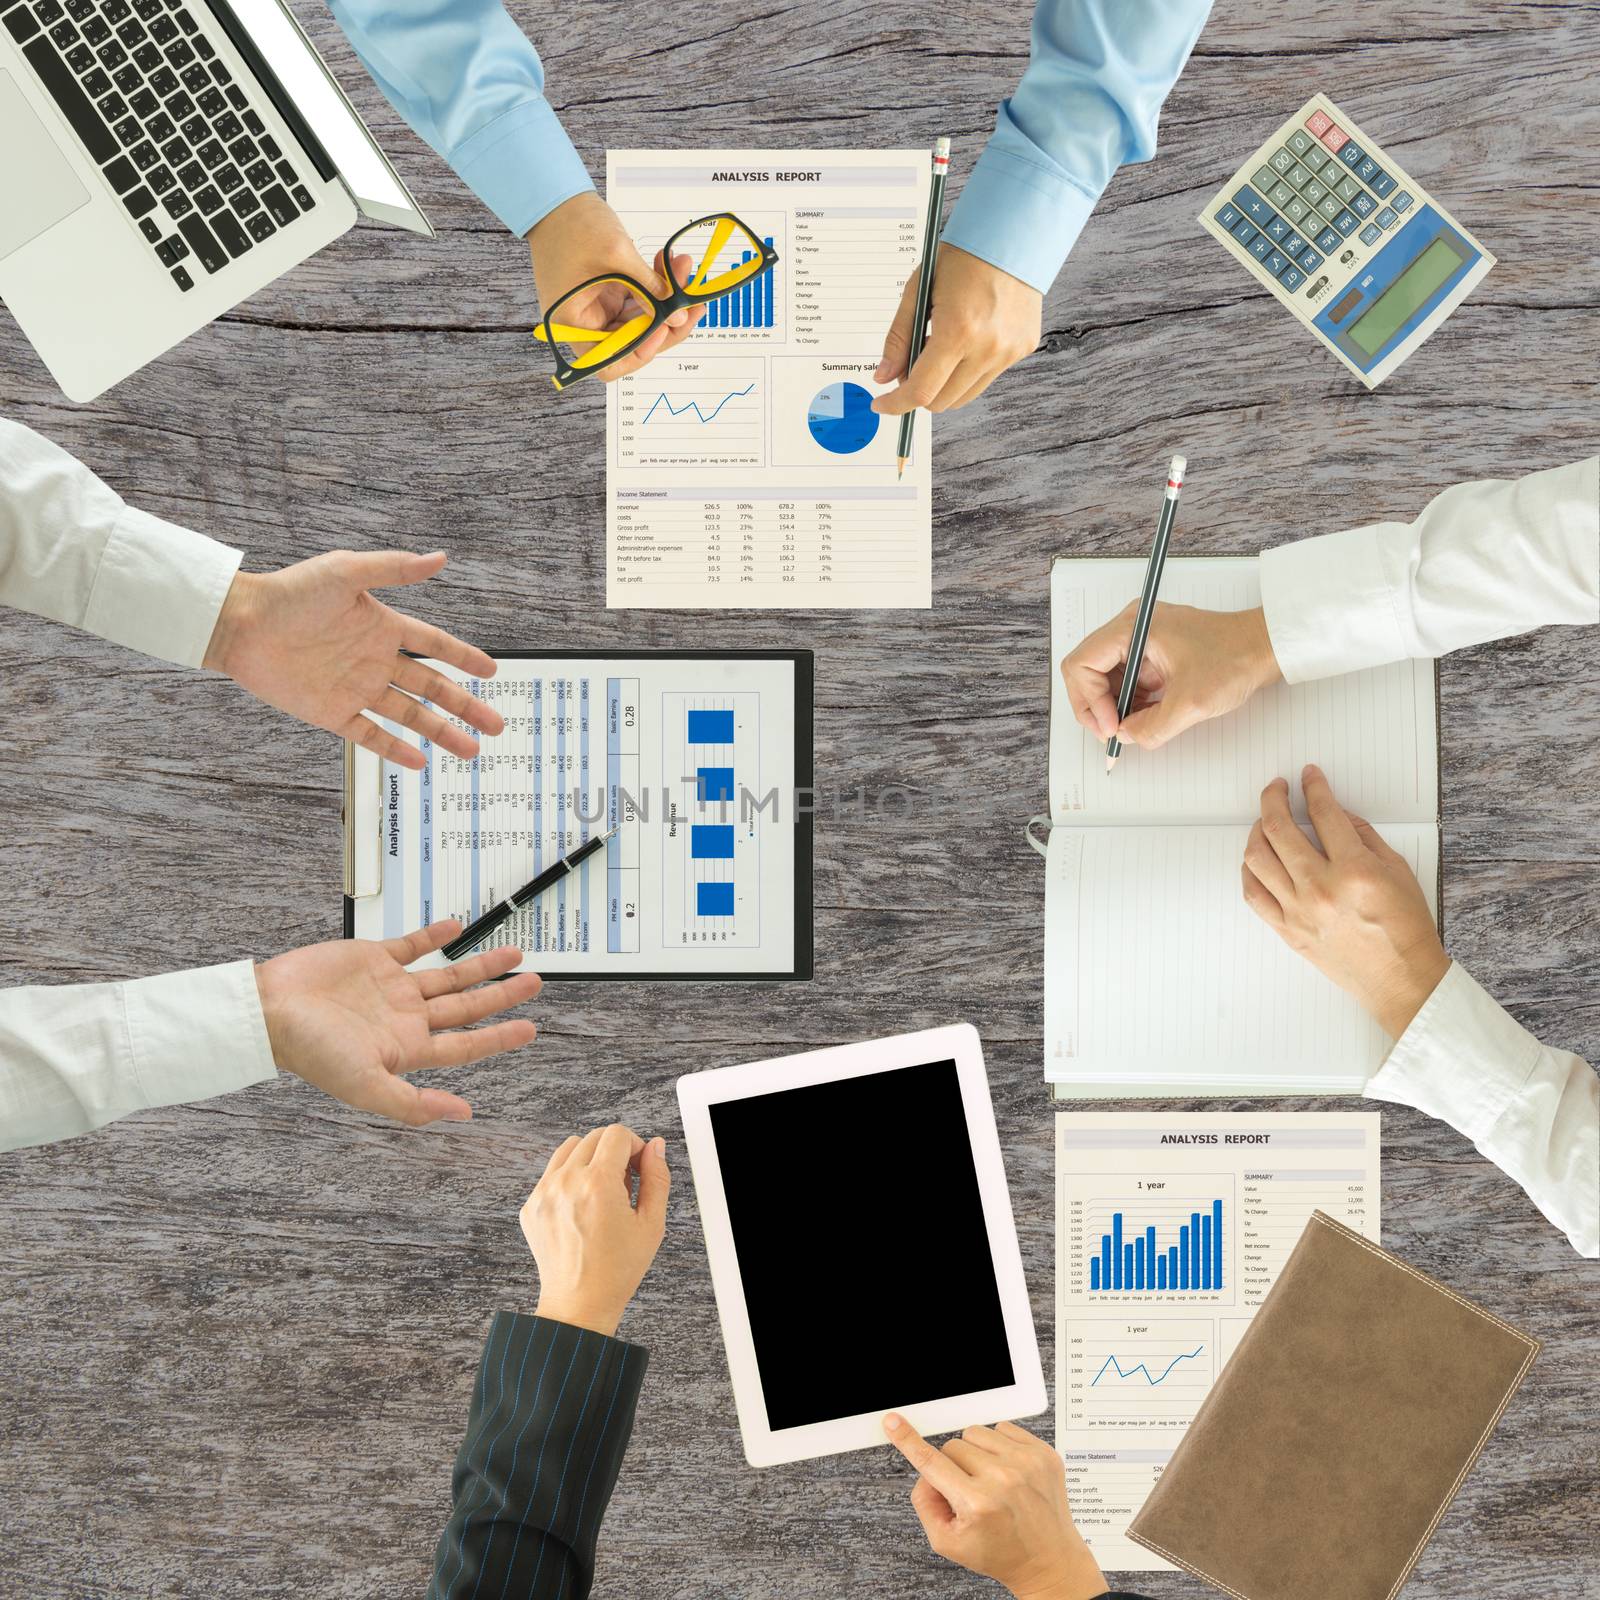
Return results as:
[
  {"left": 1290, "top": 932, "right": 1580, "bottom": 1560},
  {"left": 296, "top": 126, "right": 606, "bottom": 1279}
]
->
[{"left": 678, "top": 1023, "right": 1046, "bottom": 1467}]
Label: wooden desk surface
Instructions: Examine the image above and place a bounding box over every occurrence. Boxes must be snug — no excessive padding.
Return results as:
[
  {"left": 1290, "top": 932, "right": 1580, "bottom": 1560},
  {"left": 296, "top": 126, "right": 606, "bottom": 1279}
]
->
[{"left": 2, "top": 1, "right": 1596, "bottom": 1594}]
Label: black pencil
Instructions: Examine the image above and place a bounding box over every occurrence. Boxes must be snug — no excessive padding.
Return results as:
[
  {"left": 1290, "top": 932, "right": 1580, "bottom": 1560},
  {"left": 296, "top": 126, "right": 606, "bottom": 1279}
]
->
[
  {"left": 1106, "top": 456, "right": 1187, "bottom": 773},
  {"left": 896, "top": 137, "right": 950, "bottom": 479}
]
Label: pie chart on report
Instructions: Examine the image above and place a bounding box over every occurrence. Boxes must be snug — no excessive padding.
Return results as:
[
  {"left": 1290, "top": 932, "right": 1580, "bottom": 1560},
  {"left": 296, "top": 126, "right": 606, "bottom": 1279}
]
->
[{"left": 806, "top": 381, "right": 879, "bottom": 454}]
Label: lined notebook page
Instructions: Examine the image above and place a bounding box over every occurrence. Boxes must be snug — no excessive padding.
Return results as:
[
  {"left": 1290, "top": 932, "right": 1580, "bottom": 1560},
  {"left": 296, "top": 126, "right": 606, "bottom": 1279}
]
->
[
  {"left": 1044, "top": 823, "right": 1441, "bottom": 1090},
  {"left": 1048, "top": 559, "right": 1438, "bottom": 825}
]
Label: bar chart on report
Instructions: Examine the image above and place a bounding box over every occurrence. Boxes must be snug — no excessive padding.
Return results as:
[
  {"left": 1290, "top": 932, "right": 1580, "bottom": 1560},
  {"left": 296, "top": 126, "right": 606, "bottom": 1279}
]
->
[
  {"left": 1063, "top": 1322, "right": 1215, "bottom": 1432},
  {"left": 702, "top": 235, "right": 777, "bottom": 329},
  {"left": 1063, "top": 1178, "right": 1237, "bottom": 1303},
  {"left": 617, "top": 356, "right": 765, "bottom": 469},
  {"left": 630, "top": 213, "right": 785, "bottom": 339},
  {"left": 660, "top": 692, "right": 763, "bottom": 947}
]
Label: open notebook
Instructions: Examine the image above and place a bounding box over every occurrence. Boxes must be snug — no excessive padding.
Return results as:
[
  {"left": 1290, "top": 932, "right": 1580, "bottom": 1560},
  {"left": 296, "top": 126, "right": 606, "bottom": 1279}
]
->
[{"left": 1043, "top": 558, "right": 1440, "bottom": 1097}]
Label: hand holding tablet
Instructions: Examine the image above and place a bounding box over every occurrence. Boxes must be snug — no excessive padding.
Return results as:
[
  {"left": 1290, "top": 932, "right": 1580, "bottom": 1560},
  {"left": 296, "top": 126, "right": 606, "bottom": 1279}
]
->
[{"left": 677, "top": 1024, "right": 1046, "bottom": 1466}]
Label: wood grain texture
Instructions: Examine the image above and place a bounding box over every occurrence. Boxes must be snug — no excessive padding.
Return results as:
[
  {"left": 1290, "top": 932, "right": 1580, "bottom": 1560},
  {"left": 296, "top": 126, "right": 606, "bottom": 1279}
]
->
[{"left": 1, "top": 0, "right": 1597, "bottom": 1595}]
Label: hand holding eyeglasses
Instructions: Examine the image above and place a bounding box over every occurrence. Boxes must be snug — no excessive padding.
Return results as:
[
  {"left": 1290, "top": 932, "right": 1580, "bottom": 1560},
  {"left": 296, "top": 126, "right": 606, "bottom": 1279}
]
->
[
  {"left": 529, "top": 200, "right": 778, "bottom": 389},
  {"left": 526, "top": 194, "right": 707, "bottom": 385}
]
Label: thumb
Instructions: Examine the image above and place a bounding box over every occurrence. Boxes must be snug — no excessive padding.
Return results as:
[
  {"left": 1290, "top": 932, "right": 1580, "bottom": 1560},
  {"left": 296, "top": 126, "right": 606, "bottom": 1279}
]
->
[
  {"left": 1116, "top": 691, "right": 1202, "bottom": 752},
  {"left": 342, "top": 550, "right": 449, "bottom": 591},
  {"left": 875, "top": 272, "right": 920, "bottom": 383},
  {"left": 910, "top": 1474, "right": 957, "bottom": 1545},
  {"left": 637, "top": 1135, "right": 671, "bottom": 1229},
  {"left": 333, "top": 1067, "right": 471, "bottom": 1127}
]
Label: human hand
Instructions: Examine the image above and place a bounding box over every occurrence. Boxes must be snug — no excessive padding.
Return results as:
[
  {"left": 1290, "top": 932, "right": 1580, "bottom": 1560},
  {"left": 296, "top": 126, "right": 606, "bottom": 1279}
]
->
[
  {"left": 254, "top": 921, "right": 541, "bottom": 1125},
  {"left": 883, "top": 1414, "right": 1109, "bottom": 1600},
  {"left": 527, "top": 192, "right": 705, "bottom": 382},
  {"left": 521, "top": 1124, "right": 671, "bottom": 1336},
  {"left": 872, "top": 244, "right": 1042, "bottom": 416},
  {"left": 204, "top": 550, "right": 503, "bottom": 771},
  {"left": 1061, "top": 600, "right": 1282, "bottom": 750},
  {"left": 1241, "top": 765, "right": 1449, "bottom": 1037}
]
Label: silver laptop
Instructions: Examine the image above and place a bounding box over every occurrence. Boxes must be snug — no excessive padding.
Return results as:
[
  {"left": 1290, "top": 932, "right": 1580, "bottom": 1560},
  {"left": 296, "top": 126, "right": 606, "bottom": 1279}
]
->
[{"left": 0, "top": 0, "right": 430, "bottom": 400}]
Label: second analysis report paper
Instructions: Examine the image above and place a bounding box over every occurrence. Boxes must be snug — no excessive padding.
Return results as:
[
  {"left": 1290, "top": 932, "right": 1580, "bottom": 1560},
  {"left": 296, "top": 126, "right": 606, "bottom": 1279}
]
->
[
  {"left": 605, "top": 150, "right": 934, "bottom": 609},
  {"left": 1055, "top": 1111, "right": 1381, "bottom": 1572}
]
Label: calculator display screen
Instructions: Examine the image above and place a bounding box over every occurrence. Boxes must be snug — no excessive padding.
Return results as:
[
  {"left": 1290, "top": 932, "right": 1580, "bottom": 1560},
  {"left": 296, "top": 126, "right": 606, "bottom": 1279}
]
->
[{"left": 1348, "top": 238, "right": 1464, "bottom": 357}]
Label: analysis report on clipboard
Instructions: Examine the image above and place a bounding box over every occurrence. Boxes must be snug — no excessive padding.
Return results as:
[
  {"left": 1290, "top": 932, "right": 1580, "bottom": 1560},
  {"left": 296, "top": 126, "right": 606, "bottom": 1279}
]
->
[
  {"left": 605, "top": 150, "right": 934, "bottom": 609},
  {"left": 347, "top": 652, "right": 813, "bottom": 980}
]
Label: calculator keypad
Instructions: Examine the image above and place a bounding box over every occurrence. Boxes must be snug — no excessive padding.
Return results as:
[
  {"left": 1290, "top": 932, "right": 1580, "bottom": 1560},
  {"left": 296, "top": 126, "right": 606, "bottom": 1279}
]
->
[{"left": 1209, "top": 103, "right": 1410, "bottom": 301}]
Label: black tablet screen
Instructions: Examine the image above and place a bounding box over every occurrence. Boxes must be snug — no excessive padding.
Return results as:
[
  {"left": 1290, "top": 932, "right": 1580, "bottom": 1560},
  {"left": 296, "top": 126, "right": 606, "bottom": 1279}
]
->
[{"left": 708, "top": 1058, "right": 1015, "bottom": 1431}]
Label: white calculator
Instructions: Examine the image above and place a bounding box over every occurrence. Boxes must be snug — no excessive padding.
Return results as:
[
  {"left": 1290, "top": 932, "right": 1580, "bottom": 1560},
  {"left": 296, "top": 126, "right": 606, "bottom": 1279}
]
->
[{"left": 1198, "top": 93, "right": 1494, "bottom": 388}]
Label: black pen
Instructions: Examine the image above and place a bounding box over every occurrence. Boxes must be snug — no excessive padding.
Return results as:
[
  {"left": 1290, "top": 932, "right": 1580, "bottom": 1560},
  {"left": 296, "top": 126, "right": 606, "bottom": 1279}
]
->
[
  {"left": 442, "top": 825, "right": 620, "bottom": 961},
  {"left": 1106, "top": 455, "right": 1186, "bottom": 773}
]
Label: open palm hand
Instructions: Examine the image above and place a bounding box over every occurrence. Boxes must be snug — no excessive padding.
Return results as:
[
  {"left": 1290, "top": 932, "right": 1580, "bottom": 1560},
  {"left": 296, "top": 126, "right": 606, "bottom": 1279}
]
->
[
  {"left": 205, "top": 550, "right": 504, "bottom": 770},
  {"left": 254, "top": 922, "right": 541, "bottom": 1125}
]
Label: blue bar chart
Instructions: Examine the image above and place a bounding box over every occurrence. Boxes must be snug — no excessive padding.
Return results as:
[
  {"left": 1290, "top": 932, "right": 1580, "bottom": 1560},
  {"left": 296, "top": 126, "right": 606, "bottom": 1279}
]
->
[
  {"left": 703, "top": 238, "right": 776, "bottom": 329},
  {"left": 1071, "top": 1181, "right": 1233, "bottom": 1301},
  {"left": 662, "top": 692, "right": 762, "bottom": 947},
  {"left": 1088, "top": 1198, "right": 1224, "bottom": 1292}
]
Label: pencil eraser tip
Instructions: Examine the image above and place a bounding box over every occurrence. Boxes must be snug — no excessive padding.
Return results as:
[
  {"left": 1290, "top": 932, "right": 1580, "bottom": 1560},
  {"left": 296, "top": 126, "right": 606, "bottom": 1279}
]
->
[
  {"left": 1169, "top": 454, "right": 1187, "bottom": 482},
  {"left": 935, "top": 137, "right": 950, "bottom": 158}
]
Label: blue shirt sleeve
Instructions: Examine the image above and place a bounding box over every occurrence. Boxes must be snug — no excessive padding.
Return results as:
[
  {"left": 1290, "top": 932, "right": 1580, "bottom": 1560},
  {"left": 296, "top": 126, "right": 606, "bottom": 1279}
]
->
[
  {"left": 942, "top": 0, "right": 1213, "bottom": 293},
  {"left": 324, "top": 0, "right": 595, "bottom": 237}
]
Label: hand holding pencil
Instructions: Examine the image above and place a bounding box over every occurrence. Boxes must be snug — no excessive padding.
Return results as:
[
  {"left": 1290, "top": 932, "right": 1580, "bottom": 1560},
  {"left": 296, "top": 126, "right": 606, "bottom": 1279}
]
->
[{"left": 873, "top": 144, "right": 1045, "bottom": 436}]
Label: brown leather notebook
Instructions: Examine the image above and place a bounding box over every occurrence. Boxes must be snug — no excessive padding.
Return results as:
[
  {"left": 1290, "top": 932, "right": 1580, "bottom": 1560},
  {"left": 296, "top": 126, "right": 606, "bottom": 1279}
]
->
[{"left": 1126, "top": 1210, "right": 1539, "bottom": 1600}]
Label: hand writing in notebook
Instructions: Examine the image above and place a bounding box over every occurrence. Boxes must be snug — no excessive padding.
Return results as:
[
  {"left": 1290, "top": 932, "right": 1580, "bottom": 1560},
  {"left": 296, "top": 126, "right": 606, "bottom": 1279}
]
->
[
  {"left": 1059, "top": 599, "right": 1281, "bottom": 747},
  {"left": 203, "top": 550, "right": 505, "bottom": 772},
  {"left": 1242, "top": 766, "right": 1449, "bottom": 1037},
  {"left": 254, "top": 921, "right": 541, "bottom": 1126},
  {"left": 883, "top": 1414, "right": 1112, "bottom": 1600}
]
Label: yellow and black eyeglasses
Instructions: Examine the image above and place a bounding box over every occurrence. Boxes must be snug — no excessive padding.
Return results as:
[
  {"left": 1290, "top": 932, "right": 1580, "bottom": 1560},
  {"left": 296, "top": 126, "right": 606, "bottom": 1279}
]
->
[{"left": 533, "top": 213, "right": 780, "bottom": 390}]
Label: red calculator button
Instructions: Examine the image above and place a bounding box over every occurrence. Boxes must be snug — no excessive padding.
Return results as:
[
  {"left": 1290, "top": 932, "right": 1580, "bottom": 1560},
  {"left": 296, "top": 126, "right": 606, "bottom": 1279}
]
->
[
  {"left": 1321, "top": 124, "right": 1350, "bottom": 153},
  {"left": 1305, "top": 109, "right": 1333, "bottom": 137}
]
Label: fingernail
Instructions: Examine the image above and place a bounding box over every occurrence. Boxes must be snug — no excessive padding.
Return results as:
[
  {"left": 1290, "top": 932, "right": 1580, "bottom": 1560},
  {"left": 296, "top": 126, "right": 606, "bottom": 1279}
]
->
[
  {"left": 1305, "top": 762, "right": 1321, "bottom": 778},
  {"left": 873, "top": 360, "right": 889, "bottom": 380},
  {"left": 650, "top": 1136, "right": 665, "bottom": 1156},
  {"left": 884, "top": 1413, "right": 904, "bottom": 1433},
  {"left": 446, "top": 1107, "right": 472, "bottom": 1122}
]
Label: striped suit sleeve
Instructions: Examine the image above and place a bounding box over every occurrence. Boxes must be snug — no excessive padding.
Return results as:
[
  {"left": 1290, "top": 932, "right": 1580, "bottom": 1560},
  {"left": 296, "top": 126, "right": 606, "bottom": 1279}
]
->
[{"left": 428, "top": 1312, "right": 649, "bottom": 1600}]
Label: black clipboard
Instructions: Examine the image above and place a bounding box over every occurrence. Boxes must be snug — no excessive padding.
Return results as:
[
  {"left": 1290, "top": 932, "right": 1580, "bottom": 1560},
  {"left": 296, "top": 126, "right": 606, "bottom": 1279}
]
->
[{"left": 343, "top": 649, "right": 814, "bottom": 981}]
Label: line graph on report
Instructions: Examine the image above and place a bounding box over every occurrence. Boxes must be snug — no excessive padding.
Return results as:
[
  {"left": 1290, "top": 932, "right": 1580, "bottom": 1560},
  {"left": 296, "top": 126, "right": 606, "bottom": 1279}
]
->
[
  {"left": 1064, "top": 1321, "right": 1215, "bottom": 1432},
  {"left": 641, "top": 384, "right": 754, "bottom": 425},
  {"left": 617, "top": 355, "right": 765, "bottom": 469}
]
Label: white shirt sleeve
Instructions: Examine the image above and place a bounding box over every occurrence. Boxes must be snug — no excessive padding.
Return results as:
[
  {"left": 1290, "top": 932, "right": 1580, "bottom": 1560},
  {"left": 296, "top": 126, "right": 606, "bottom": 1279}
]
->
[
  {"left": 1365, "top": 963, "right": 1599, "bottom": 1258},
  {"left": 0, "top": 417, "right": 243, "bottom": 667},
  {"left": 0, "top": 961, "right": 279, "bottom": 1152},
  {"left": 1259, "top": 456, "right": 1599, "bottom": 683}
]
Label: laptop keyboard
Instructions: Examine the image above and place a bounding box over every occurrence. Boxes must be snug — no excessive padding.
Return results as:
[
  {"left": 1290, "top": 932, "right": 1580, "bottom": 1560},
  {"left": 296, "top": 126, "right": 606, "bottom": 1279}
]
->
[{"left": 3, "top": 0, "right": 316, "bottom": 292}]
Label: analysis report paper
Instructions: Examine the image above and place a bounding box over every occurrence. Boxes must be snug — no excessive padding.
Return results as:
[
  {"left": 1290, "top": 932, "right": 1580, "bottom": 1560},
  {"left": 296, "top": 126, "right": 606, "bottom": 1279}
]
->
[
  {"left": 604, "top": 150, "right": 933, "bottom": 609},
  {"left": 349, "top": 654, "right": 808, "bottom": 977},
  {"left": 1055, "top": 1111, "right": 1381, "bottom": 1573}
]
